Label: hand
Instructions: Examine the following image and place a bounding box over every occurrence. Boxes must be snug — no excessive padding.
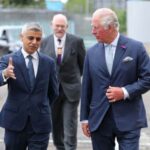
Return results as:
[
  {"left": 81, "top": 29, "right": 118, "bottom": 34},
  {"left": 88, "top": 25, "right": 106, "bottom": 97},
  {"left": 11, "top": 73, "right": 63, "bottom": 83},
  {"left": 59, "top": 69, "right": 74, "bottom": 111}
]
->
[
  {"left": 81, "top": 122, "right": 91, "bottom": 137},
  {"left": 3, "top": 57, "right": 16, "bottom": 79},
  {"left": 106, "top": 86, "right": 124, "bottom": 103}
]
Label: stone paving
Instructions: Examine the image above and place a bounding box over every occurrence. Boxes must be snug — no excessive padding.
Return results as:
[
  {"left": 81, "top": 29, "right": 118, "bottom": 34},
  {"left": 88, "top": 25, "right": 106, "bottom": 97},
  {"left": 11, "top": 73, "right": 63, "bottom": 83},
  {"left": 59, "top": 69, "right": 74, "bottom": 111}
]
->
[{"left": 0, "top": 85, "right": 150, "bottom": 150}]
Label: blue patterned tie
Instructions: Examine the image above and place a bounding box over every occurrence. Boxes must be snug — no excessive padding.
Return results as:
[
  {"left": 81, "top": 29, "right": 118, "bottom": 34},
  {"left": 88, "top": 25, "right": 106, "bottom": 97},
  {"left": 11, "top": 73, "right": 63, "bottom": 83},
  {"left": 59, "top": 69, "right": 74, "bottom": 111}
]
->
[{"left": 27, "top": 55, "right": 35, "bottom": 89}]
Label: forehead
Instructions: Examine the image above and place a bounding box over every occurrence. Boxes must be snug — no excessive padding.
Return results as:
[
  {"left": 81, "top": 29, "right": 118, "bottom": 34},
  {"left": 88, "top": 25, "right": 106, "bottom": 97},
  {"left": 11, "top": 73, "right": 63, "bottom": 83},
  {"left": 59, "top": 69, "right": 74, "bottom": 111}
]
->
[
  {"left": 91, "top": 16, "right": 100, "bottom": 27},
  {"left": 23, "top": 30, "right": 42, "bottom": 36},
  {"left": 53, "top": 17, "right": 67, "bottom": 26}
]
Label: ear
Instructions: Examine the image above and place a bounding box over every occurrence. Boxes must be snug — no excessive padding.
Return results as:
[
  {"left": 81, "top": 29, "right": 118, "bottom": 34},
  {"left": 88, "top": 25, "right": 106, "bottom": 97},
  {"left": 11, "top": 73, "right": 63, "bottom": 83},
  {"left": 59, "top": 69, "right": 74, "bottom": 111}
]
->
[
  {"left": 108, "top": 24, "right": 114, "bottom": 33},
  {"left": 108, "top": 24, "right": 112, "bottom": 29}
]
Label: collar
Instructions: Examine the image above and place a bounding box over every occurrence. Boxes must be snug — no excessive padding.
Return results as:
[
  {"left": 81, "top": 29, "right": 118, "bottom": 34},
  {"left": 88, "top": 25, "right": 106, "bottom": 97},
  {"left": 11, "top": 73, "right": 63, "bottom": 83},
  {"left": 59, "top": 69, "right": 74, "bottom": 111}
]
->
[
  {"left": 111, "top": 33, "right": 120, "bottom": 47},
  {"left": 104, "top": 33, "right": 120, "bottom": 47},
  {"left": 54, "top": 34, "right": 66, "bottom": 44},
  {"left": 21, "top": 48, "right": 38, "bottom": 60}
]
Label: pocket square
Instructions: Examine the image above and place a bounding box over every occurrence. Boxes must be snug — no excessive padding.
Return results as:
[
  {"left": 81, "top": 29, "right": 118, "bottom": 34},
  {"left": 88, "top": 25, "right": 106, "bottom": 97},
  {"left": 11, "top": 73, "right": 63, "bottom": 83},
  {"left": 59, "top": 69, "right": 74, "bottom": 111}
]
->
[{"left": 122, "top": 56, "right": 133, "bottom": 62}]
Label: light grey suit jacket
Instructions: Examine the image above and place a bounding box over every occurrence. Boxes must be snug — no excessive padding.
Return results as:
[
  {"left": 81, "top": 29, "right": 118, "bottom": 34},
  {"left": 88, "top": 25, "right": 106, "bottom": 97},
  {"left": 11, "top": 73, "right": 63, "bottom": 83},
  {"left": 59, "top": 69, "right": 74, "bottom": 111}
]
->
[{"left": 40, "top": 33, "right": 86, "bottom": 102}]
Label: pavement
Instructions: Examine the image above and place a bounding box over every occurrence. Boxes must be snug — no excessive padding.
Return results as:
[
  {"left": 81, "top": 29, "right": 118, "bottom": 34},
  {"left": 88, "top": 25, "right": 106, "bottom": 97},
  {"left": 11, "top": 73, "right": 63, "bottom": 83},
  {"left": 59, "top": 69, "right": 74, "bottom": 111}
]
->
[{"left": 0, "top": 85, "right": 150, "bottom": 150}]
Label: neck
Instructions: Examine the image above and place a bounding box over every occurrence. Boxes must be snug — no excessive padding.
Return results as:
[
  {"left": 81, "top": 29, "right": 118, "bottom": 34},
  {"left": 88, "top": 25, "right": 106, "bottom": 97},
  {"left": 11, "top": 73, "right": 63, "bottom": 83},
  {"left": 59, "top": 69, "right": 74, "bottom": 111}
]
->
[{"left": 107, "top": 31, "right": 118, "bottom": 44}]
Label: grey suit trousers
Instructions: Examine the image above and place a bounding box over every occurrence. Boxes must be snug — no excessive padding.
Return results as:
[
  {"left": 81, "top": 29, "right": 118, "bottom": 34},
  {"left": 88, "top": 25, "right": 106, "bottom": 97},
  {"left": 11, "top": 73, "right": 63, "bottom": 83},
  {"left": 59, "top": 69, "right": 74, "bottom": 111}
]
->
[{"left": 51, "top": 87, "right": 79, "bottom": 150}]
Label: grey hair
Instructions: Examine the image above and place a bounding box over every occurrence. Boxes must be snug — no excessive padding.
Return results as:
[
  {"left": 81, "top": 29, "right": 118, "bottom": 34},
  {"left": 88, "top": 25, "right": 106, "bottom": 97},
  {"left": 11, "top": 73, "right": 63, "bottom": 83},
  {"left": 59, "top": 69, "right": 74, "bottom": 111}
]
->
[
  {"left": 21, "top": 22, "right": 42, "bottom": 34},
  {"left": 94, "top": 8, "right": 120, "bottom": 31},
  {"left": 101, "top": 13, "right": 119, "bottom": 31}
]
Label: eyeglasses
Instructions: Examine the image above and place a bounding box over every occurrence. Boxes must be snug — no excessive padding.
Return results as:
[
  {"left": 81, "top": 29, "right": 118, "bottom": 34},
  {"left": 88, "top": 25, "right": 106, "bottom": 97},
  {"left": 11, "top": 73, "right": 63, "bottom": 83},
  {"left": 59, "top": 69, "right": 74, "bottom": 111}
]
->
[{"left": 26, "top": 36, "right": 41, "bottom": 42}]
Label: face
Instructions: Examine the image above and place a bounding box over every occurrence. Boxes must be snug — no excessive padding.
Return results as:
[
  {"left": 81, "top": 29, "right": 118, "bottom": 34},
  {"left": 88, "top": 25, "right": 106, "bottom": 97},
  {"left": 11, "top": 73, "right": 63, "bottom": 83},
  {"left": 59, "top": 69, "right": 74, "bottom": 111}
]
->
[
  {"left": 91, "top": 15, "right": 110, "bottom": 43},
  {"left": 20, "top": 30, "right": 42, "bottom": 54},
  {"left": 51, "top": 17, "right": 68, "bottom": 38}
]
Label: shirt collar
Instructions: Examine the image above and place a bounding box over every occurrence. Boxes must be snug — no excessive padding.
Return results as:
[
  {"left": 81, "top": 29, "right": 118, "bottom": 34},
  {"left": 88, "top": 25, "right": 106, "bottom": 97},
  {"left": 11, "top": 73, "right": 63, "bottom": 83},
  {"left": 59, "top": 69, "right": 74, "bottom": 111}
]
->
[
  {"left": 104, "top": 33, "right": 120, "bottom": 47},
  {"left": 21, "top": 48, "right": 38, "bottom": 60},
  {"left": 54, "top": 34, "right": 66, "bottom": 45},
  {"left": 111, "top": 33, "right": 120, "bottom": 47}
]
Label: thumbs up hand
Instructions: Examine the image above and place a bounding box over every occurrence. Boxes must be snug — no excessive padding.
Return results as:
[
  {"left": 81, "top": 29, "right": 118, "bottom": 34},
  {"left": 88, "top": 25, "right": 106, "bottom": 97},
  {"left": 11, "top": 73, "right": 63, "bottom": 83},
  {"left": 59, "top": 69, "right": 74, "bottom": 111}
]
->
[{"left": 3, "top": 57, "right": 16, "bottom": 79}]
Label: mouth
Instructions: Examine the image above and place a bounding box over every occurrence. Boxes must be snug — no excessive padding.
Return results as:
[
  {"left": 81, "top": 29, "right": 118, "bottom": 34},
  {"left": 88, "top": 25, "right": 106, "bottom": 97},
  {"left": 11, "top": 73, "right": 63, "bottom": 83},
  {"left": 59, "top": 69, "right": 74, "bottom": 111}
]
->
[{"left": 29, "top": 45, "right": 38, "bottom": 50}]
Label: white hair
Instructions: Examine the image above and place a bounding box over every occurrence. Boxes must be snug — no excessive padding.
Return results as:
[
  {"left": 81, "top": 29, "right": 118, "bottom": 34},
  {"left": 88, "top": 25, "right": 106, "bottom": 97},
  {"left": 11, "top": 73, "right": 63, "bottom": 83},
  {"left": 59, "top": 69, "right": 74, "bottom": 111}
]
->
[
  {"left": 93, "top": 8, "right": 120, "bottom": 31},
  {"left": 52, "top": 14, "right": 68, "bottom": 25}
]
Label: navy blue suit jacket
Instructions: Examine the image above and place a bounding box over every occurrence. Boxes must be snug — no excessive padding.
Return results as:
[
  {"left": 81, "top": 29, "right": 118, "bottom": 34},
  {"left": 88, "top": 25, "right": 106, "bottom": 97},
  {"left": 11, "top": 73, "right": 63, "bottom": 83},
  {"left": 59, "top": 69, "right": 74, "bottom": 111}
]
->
[
  {"left": 0, "top": 50, "right": 59, "bottom": 133},
  {"left": 80, "top": 35, "right": 150, "bottom": 132}
]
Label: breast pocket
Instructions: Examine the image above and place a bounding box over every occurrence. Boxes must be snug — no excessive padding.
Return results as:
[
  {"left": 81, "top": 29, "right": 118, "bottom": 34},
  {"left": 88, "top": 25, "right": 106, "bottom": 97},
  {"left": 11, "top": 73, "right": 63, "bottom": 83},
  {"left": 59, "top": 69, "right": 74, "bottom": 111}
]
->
[{"left": 120, "top": 59, "right": 136, "bottom": 72}]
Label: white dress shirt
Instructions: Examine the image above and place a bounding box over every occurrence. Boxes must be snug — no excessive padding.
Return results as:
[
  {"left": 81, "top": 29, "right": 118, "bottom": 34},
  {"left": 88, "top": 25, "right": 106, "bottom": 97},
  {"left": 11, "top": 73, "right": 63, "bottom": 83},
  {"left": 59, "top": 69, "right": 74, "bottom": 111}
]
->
[
  {"left": 21, "top": 48, "right": 39, "bottom": 77},
  {"left": 54, "top": 34, "right": 66, "bottom": 59}
]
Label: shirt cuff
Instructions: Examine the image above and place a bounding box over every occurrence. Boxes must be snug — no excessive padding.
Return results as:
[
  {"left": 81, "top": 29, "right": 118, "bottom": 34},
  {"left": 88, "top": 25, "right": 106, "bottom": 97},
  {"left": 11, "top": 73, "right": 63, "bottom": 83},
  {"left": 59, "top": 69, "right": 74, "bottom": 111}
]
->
[
  {"left": 81, "top": 120, "right": 88, "bottom": 123},
  {"left": 2, "top": 69, "right": 8, "bottom": 82},
  {"left": 122, "top": 87, "right": 129, "bottom": 100}
]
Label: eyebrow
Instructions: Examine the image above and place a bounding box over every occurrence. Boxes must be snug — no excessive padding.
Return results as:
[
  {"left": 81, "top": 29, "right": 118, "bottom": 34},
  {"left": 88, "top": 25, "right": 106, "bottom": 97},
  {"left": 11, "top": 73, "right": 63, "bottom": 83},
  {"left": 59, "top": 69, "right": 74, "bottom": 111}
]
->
[{"left": 26, "top": 36, "right": 41, "bottom": 42}]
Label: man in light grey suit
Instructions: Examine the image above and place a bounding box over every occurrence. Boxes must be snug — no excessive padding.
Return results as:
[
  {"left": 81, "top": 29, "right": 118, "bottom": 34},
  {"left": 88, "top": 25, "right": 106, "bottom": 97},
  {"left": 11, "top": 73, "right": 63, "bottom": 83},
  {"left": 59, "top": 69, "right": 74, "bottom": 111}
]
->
[{"left": 40, "top": 14, "right": 86, "bottom": 150}]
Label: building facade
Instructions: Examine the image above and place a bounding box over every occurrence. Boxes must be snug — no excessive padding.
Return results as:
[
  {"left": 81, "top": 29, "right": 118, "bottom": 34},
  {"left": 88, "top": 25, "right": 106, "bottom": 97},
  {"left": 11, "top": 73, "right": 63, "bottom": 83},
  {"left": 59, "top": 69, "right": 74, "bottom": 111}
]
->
[{"left": 93, "top": 0, "right": 126, "bottom": 10}]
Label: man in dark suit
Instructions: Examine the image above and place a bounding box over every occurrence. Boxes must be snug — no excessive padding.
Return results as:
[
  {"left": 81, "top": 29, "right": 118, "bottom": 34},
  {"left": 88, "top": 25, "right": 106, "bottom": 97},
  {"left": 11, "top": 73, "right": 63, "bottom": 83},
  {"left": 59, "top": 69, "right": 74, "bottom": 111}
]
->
[
  {"left": 80, "top": 8, "right": 150, "bottom": 150},
  {"left": 40, "top": 14, "right": 86, "bottom": 150},
  {"left": 0, "top": 22, "right": 59, "bottom": 150}
]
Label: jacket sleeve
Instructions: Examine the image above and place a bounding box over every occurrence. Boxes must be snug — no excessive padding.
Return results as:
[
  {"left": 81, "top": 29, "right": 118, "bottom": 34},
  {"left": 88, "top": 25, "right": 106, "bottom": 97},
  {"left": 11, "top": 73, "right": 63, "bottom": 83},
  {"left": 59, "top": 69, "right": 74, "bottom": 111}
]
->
[
  {"left": 125, "top": 43, "right": 150, "bottom": 99},
  {"left": 48, "top": 60, "right": 59, "bottom": 106},
  {"left": 77, "top": 38, "right": 86, "bottom": 76},
  {"left": 80, "top": 53, "right": 92, "bottom": 121},
  {"left": 0, "top": 55, "right": 9, "bottom": 86}
]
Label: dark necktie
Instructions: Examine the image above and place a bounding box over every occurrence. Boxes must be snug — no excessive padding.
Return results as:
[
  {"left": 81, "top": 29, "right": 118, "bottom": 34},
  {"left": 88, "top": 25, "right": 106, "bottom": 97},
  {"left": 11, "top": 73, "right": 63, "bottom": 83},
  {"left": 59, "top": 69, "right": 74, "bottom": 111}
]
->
[
  {"left": 27, "top": 55, "right": 35, "bottom": 89},
  {"left": 57, "top": 39, "right": 62, "bottom": 65},
  {"left": 58, "top": 38, "right": 61, "bottom": 44}
]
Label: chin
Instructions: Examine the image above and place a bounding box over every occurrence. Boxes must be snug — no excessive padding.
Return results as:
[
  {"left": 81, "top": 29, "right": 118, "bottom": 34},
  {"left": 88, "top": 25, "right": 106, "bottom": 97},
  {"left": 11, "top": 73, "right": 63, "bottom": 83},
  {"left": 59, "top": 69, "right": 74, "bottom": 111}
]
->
[{"left": 56, "top": 33, "right": 64, "bottom": 38}]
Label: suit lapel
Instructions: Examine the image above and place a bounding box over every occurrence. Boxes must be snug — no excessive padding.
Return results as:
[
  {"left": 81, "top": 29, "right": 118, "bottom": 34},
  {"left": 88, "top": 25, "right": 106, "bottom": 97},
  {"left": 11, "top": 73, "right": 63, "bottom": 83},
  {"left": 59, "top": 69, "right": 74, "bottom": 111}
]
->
[
  {"left": 49, "top": 35, "right": 57, "bottom": 59},
  {"left": 34, "top": 52, "right": 43, "bottom": 88},
  {"left": 61, "top": 34, "right": 72, "bottom": 65},
  {"left": 94, "top": 43, "right": 110, "bottom": 77},
  {"left": 111, "top": 35, "right": 127, "bottom": 75},
  {"left": 15, "top": 50, "right": 30, "bottom": 89}
]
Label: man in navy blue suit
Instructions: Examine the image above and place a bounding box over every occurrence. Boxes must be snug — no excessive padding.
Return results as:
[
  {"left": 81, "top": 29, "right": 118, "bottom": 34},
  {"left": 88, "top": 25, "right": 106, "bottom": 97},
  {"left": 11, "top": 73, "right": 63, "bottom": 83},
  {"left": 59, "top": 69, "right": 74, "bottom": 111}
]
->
[
  {"left": 80, "top": 8, "right": 150, "bottom": 150},
  {"left": 0, "top": 22, "right": 59, "bottom": 150}
]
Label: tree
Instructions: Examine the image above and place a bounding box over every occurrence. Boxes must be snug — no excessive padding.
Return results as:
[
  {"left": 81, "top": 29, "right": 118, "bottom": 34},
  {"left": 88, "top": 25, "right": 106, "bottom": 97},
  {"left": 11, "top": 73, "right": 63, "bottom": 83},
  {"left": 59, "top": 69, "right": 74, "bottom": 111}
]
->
[
  {"left": 1, "top": 0, "right": 45, "bottom": 8},
  {"left": 113, "top": 8, "right": 126, "bottom": 34},
  {"left": 65, "top": 0, "right": 93, "bottom": 15}
]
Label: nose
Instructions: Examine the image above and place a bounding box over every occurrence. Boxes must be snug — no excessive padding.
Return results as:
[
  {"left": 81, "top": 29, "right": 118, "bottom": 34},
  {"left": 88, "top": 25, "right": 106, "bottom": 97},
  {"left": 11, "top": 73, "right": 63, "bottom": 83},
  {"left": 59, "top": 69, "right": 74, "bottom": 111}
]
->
[
  {"left": 91, "top": 26, "right": 95, "bottom": 32},
  {"left": 92, "top": 28, "right": 96, "bottom": 35},
  {"left": 32, "top": 38, "right": 37, "bottom": 44}
]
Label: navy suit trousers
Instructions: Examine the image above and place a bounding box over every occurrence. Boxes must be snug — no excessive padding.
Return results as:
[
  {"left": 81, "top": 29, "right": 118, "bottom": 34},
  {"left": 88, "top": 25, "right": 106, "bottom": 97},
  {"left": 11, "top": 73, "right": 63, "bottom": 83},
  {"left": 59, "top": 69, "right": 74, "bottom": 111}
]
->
[
  {"left": 4, "top": 117, "right": 50, "bottom": 150},
  {"left": 91, "top": 107, "right": 141, "bottom": 150}
]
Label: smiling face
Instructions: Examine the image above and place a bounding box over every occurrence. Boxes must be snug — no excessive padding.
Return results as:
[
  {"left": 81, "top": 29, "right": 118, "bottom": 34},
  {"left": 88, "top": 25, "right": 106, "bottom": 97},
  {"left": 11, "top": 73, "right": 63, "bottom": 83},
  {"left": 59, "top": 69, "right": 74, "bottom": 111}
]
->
[
  {"left": 51, "top": 14, "right": 68, "bottom": 38},
  {"left": 20, "top": 30, "right": 42, "bottom": 54}
]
